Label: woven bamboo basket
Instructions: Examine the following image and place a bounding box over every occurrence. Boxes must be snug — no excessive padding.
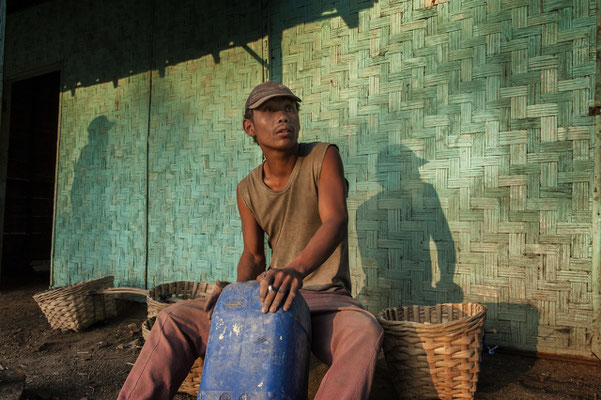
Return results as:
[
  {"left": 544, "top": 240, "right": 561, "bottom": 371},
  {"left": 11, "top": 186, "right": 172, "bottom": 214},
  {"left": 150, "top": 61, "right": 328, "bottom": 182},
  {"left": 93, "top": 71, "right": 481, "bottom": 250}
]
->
[
  {"left": 141, "top": 316, "right": 155, "bottom": 339},
  {"left": 141, "top": 316, "right": 204, "bottom": 396},
  {"left": 146, "top": 281, "right": 215, "bottom": 318},
  {"left": 377, "top": 303, "right": 486, "bottom": 400},
  {"left": 33, "top": 276, "right": 118, "bottom": 331},
  {"left": 97, "top": 287, "right": 149, "bottom": 297}
]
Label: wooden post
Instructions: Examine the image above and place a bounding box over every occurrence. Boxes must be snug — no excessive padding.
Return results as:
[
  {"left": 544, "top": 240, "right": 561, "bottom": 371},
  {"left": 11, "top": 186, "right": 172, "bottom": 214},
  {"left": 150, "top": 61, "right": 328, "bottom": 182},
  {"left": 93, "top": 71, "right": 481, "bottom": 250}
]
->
[
  {"left": 0, "top": 0, "right": 5, "bottom": 120},
  {"left": 0, "top": 0, "right": 6, "bottom": 281},
  {"left": 592, "top": 0, "right": 601, "bottom": 359}
]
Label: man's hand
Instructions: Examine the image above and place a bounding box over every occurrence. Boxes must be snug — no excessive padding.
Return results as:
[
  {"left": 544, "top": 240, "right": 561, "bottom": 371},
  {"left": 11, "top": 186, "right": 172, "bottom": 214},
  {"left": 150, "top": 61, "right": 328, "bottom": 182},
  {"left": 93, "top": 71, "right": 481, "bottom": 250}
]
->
[
  {"left": 256, "top": 268, "right": 303, "bottom": 313},
  {"left": 203, "top": 280, "right": 230, "bottom": 319}
]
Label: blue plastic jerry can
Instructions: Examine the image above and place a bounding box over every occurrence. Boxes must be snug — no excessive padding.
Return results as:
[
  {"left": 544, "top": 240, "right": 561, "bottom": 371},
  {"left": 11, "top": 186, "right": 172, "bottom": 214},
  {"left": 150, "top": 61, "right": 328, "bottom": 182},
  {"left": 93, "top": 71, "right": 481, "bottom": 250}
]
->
[{"left": 198, "top": 281, "right": 311, "bottom": 400}]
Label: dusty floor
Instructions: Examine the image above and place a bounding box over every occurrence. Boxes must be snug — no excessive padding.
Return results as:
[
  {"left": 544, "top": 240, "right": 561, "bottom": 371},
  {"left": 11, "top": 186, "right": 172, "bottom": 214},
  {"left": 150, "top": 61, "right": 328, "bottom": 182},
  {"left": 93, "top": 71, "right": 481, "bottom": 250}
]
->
[{"left": 1, "top": 274, "right": 601, "bottom": 400}]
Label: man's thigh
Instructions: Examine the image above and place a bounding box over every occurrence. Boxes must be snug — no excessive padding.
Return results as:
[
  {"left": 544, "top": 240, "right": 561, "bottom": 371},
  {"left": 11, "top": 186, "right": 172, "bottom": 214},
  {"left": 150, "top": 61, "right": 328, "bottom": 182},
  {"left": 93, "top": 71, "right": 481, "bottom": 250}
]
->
[
  {"left": 310, "top": 307, "right": 382, "bottom": 365},
  {"left": 157, "top": 297, "right": 211, "bottom": 346}
]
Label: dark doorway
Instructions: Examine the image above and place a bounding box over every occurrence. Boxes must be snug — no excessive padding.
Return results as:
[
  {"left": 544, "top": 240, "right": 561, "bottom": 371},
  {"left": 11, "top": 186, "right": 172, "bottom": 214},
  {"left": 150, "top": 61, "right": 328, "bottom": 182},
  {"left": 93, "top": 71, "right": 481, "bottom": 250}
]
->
[{"left": 1, "top": 71, "right": 60, "bottom": 287}]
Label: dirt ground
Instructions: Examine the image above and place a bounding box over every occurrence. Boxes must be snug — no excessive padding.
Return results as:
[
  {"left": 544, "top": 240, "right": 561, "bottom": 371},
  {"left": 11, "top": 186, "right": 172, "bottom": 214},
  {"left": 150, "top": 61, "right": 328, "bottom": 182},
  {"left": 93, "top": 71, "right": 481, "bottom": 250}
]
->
[{"left": 1, "top": 274, "right": 601, "bottom": 400}]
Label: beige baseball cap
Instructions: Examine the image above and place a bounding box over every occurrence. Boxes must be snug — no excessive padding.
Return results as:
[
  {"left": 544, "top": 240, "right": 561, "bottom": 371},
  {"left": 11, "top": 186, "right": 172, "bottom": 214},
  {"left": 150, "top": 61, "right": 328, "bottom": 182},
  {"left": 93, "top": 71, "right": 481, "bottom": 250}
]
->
[{"left": 245, "top": 81, "right": 302, "bottom": 110}]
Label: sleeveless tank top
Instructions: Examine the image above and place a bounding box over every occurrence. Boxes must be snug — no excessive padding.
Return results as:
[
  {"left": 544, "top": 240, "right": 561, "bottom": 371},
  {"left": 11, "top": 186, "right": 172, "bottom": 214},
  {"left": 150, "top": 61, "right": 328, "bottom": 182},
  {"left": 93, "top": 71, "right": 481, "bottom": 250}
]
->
[{"left": 238, "top": 142, "right": 351, "bottom": 292}]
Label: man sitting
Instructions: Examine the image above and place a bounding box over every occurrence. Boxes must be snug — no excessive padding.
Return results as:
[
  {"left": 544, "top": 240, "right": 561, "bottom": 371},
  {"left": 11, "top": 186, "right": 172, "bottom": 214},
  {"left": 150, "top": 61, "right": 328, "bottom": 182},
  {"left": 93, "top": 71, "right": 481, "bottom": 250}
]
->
[{"left": 118, "top": 81, "right": 383, "bottom": 400}]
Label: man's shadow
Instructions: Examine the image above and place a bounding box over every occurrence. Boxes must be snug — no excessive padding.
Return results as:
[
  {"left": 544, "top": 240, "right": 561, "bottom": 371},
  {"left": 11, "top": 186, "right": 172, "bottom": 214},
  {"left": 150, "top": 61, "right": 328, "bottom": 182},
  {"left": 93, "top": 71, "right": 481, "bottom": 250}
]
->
[
  {"left": 355, "top": 145, "right": 462, "bottom": 313},
  {"left": 68, "top": 116, "right": 114, "bottom": 281},
  {"left": 354, "top": 145, "right": 538, "bottom": 396}
]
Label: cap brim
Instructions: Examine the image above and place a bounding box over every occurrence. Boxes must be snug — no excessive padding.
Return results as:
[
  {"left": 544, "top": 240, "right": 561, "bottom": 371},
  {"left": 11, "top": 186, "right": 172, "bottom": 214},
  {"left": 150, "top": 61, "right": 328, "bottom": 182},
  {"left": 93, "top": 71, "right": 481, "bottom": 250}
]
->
[{"left": 247, "top": 93, "right": 302, "bottom": 109}]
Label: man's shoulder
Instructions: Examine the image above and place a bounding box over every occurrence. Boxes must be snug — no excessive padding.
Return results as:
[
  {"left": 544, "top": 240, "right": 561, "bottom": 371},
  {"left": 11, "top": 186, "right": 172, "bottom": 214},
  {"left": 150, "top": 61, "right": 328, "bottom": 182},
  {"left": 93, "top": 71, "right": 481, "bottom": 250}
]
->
[{"left": 301, "top": 141, "right": 336, "bottom": 158}]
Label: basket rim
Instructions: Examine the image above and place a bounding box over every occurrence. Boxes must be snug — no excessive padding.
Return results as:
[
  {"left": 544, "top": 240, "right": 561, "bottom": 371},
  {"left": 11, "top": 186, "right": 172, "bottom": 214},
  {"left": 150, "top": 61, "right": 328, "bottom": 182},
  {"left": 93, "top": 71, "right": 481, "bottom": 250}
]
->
[
  {"left": 147, "top": 280, "right": 214, "bottom": 294},
  {"left": 376, "top": 302, "right": 486, "bottom": 330},
  {"left": 33, "top": 276, "right": 117, "bottom": 331},
  {"left": 146, "top": 281, "right": 214, "bottom": 319},
  {"left": 33, "top": 276, "right": 115, "bottom": 301}
]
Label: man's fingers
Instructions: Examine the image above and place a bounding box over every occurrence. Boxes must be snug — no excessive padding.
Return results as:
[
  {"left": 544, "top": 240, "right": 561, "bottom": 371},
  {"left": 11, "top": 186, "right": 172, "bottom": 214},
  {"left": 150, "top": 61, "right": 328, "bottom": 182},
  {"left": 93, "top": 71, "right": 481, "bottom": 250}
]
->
[
  {"left": 262, "top": 286, "right": 278, "bottom": 313},
  {"left": 282, "top": 290, "right": 297, "bottom": 312},
  {"left": 269, "top": 290, "right": 289, "bottom": 313},
  {"left": 282, "top": 280, "right": 300, "bottom": 311},
  {"left": 257, "top": 271, "right": 269, "bottom": 301},
  {"left": 264, "top": 272, "right": 289, "bottom": 313},
  {"left": 259, "top": 275, "right": 272, "bottom": 302},
  {"left": 259, "top": 268, "right": 303, "bottom": 313},
  {"left": 269, "top": 276, "right": 300, "bottom": 313}
]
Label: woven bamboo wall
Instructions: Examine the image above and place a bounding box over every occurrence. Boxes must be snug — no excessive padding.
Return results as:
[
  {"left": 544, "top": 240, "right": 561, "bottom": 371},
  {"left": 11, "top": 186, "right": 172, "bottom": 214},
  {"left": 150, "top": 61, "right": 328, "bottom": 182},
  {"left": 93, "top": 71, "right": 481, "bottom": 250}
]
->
[
  {"left": 2, "top": 0, "right": 598, "bottom": 356},
  {"left": 52, "top": 76, "right": 149, "bottom": 287},
  {"left": 270, "top": 0, "right": 597, "bottom": 356},
  {"left": 146, "top": 1, "right": 265, "bottom": 285}
]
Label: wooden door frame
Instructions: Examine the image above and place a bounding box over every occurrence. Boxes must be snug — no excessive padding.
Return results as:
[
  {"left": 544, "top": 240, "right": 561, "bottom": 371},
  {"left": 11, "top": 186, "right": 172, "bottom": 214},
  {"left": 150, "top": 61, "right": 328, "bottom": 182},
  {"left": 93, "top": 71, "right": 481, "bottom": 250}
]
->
[
  {"left": 592, "top": 0, "right": 601, "bottom": 360},
  {"left": 0, "top": 63, "right": 62, "bottom": 287}
]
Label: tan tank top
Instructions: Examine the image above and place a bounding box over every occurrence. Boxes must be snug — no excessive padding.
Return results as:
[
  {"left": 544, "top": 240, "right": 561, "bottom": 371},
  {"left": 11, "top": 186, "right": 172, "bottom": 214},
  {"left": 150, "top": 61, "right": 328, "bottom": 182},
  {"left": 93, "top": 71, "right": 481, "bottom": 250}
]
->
[{"left": 238, "top": 142, "right": 351, "bottom": 292}]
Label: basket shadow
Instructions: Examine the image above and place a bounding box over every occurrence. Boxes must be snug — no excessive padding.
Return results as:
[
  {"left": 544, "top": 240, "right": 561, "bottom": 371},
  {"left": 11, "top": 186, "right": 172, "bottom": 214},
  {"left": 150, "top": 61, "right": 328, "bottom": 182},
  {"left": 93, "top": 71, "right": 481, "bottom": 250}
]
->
[{"left": 476, "top": 302, "right": 539, "bottom": 395}]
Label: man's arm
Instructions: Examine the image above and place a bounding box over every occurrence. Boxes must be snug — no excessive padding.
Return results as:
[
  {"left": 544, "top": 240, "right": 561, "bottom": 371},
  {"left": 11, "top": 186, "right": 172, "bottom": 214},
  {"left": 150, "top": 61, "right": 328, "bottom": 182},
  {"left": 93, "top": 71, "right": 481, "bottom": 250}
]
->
[
  {"left": 236, "top": 185, "right": 267, "bottom": 282},
  {"left": 260, "top": 145, "right": 348, "bottom": 312}
]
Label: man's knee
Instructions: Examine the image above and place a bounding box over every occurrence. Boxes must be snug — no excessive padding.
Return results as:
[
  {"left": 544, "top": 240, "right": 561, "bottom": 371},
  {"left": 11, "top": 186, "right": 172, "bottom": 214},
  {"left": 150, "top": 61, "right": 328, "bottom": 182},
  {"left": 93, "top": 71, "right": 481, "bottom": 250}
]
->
[
  {"left": 153, "top": 308, "right": 177, "bottom": 337},
  {"left": 160, "top": 300, "right": 211, "bottom": 344},
  {"left": 339, "top": 310, "right": 383, "bottom": 347},
  {"left": 165, "top": 298, "right": 207, "bottom": 319},
  {"left": 154, "top": 303, "right": 185, "bottom": 326},
  {"left": 358, "top": 314, "right": 384, "bottom": 347}
]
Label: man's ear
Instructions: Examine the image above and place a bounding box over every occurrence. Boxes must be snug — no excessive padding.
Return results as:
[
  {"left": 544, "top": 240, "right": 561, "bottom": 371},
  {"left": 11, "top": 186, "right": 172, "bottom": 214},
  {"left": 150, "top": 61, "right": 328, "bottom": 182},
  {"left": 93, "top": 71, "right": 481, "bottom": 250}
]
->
[{"left": 243, "top": 118, "right": 256, "bottom": 139}]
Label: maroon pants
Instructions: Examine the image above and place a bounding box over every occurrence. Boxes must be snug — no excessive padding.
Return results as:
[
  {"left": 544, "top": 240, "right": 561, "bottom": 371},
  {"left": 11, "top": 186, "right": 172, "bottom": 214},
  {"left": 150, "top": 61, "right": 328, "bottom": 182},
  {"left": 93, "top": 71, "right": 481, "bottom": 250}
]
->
[{"left": 118, "top": 289, "right": 383, "bottom": 400}]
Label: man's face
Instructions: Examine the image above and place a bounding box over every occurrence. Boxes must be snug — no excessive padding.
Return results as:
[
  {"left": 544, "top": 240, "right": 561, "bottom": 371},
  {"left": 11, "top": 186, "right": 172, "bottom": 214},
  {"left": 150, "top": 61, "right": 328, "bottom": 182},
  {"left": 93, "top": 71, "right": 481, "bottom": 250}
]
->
[{"left": 243, "top": 97, "right": 301, "bottom": 151}]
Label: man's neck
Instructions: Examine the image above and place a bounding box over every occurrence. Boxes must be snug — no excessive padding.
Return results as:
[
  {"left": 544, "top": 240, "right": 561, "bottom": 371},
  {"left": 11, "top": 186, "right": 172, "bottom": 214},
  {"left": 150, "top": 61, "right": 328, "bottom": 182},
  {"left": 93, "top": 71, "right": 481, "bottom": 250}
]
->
[{"left": 261, "top": 143, "right": 301, "bottom": 190}]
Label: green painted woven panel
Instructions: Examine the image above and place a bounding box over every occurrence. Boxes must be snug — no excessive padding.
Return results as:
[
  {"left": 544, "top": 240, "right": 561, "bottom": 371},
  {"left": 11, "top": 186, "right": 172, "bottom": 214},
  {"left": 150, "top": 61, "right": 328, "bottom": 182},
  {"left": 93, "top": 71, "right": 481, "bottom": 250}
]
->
[
  {"left": 271, "top": 0, "right": 597, "bottom": 356},
  {"left": 146, "top": 0, "right": 265, "bottom": 286},
  {"left": 52, "top": 75, "right": 149, "bottom": 288}
]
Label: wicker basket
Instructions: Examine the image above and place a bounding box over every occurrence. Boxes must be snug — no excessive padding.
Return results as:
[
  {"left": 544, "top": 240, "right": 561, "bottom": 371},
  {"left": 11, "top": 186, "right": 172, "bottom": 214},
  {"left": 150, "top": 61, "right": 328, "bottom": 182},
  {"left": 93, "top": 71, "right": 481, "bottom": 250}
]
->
[
  {"left": 97, "top": 287, "right": 149, "bottom": 297},
  {"left": 146, "top": 281, "right": 215, "bottom": 318},
  {"left": 141, "top": 316, "right": 155, "bottom": 340},
  {"left": 377, "top": 303, "right": 486, "bottom": 400},
  {"left": 141, "top": 316, "right": 204, "bottom": 396},
  {"left": 33, "top": 276, "right": 118, "bottom": 331}
]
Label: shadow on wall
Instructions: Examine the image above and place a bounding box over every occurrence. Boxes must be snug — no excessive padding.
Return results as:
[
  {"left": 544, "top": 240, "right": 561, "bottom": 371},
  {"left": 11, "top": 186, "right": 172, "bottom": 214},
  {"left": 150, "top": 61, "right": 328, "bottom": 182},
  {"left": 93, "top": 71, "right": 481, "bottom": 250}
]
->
[
  {"left": 153, "top": 0, "right": 379, "bottom": 83},
  {"left": 67, "top": 116, "right": 114, "bottom": 280},
  {"left": 478, "top": 302, "right": 539, "bottom": 394},
  {"left": 355, "top": 145, "right": 462, "bottom": 312},
  {"left": 26, "top": 0, "right": 379, "bottom": 92},
  {"left": 267, "top": 0, "right": 377, "bottom": 82},
  {"left": 354, "top": 145, "right": 540, "bottom": 392}
]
